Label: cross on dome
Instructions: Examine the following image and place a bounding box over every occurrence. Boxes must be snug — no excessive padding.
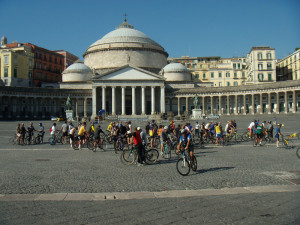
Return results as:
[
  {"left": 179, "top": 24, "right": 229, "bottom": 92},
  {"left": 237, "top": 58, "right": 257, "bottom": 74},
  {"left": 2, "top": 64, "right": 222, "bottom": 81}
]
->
[{"left": 123, "top": 13, "right": 128, "bottom": 22}]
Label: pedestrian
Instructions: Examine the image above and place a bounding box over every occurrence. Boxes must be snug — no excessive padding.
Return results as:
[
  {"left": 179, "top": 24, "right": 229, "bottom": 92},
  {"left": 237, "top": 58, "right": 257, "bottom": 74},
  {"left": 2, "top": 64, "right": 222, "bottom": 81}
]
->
[
  {"left": 50, "top": 123, "right": 56, "bottom": 145},
  {"left": 195, "top": 122, "right": 200, "bottom": 137},
  {"left": 130, "top": 127, "right": 144, "bottom": 166},
  {"left": 275, "top": 124, "right": 282, "bottom": 148}
]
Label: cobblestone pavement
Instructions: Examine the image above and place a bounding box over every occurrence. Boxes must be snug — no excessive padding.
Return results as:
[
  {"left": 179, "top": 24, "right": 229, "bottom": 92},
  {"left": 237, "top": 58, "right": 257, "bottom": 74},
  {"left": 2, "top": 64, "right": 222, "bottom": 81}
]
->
[
  {"left": 0, "top": 192, "right": 299, "bottom": 225},
  {"left": 0, "top": 114, "right": 299, "bottom": 224}
]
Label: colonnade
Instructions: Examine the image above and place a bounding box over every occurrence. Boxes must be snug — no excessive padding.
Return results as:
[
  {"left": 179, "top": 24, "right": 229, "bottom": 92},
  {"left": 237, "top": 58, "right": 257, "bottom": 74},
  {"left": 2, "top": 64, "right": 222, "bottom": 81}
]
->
[
  {"left": 92, "top": 85, "right": 165, "bottom": 117},
  {"left": 168, "top": 90, "right": 299, "bottom": 116}
]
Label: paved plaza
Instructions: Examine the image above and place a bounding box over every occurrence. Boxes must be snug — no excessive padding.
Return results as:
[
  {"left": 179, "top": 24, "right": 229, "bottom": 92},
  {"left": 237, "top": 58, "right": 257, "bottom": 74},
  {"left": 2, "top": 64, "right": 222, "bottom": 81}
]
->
[{"left": 0, "top": 114, "right": 300, "bottom": 224}]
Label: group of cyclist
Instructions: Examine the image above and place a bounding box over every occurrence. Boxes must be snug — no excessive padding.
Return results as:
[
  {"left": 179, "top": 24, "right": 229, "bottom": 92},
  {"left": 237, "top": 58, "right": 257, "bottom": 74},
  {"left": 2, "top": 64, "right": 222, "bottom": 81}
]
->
[{"left": 15, "top": 122, "right": 45, "bottom": 145}]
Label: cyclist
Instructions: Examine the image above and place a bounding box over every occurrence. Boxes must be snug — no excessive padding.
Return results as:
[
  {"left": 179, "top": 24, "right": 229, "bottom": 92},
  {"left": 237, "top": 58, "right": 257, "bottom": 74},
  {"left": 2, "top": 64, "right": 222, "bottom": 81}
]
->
[
  {"left": 27, "top": 122, "right": 36, "bottom": 144},
  {"left": 38, "top": 123, "right": 45, "bottom": 143},
  {"left": 275, "top": 124, "right": 283, "bottom": 148},
  {"left": 16, "top": 124, "right": 21, "bottom": 144},
  {"left": 94, "top": 124, "right": 105, "bottom": 149},
  {"left": 255, "top": 122, "right": 264, "bottom": 146},
  {"left": 69, "top": 126, "right": 78, "bottom": 148},
  {"left": 20, "top": 123, "right": 26, "bottom": 144},
  {"left": 177, "top": 129, "right": 194, "bottom": 159},
  {"left": 215, "top": 122, "right": 223, "bottom": 145},
  {"left": 129, "top": 127, "right": 144, "bottom": 166},
  {"left": 160, "top": 126, "right": 169, "bottom": 156},
  {"left": 194, "top": 122, "right": 200, "bottom": 138},
  {"left": 248, "top": 120, "right": 256, "bottom": 138},
  {"left": 60, "top": 121, "right": 69, "bottom": 144},
  {"left": 77, "top": 122, "right": 87, "bottom": 150}
]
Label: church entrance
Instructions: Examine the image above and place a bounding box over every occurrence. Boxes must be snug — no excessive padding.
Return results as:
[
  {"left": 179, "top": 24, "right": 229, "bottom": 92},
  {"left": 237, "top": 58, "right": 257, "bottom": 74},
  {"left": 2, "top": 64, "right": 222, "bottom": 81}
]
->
[{"left": 125, "top": 99, "right": 132, "bottom": 115}]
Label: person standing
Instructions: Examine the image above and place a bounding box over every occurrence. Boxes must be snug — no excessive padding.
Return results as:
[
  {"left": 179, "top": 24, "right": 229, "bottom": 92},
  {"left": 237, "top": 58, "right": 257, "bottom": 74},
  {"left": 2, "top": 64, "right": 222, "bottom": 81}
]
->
[
  {"left": 38, "top": 123, "right": 45, "bottom": 143},
  {"left": 275, "top": 124, "right": 282, "bottom": 148},
  {"left": 195, "top": 122, "right": 200, "bottom": 137},
  {"left": 130, "top": 127, "right": 144, "bottom": 166},
  {"left": 60, "top": 121, "right": 69, "bottom": 144},
  {"left": 77, "top": 122, "right": 87, "bottom": 150},
  {"left": 50, "top": 123, "right": 56, "bottom": 145}
]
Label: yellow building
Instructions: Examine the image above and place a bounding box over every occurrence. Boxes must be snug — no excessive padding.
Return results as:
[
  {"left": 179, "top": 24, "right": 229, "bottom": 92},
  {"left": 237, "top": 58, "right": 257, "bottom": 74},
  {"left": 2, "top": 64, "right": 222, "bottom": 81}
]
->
[
  {"left": 0, "top": 40, "right": 34, "bottom": 87},
  {"left": 276, "top": 48, "right": 300, "bottom": 81},
  {"left": 168, "top": 56, "right": 247, "bottom": 87}
]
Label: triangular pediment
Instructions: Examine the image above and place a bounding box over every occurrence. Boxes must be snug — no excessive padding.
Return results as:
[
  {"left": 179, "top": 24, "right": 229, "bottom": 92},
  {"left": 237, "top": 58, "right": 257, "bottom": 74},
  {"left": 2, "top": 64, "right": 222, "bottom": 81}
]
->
[{"left": 93, "top": 66, "right": 164, "bottom": 81}]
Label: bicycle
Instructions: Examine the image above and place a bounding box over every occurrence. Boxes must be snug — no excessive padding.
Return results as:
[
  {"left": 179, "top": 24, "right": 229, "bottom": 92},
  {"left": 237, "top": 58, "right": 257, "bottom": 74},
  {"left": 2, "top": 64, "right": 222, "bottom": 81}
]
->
[
  {"left": 48, "top": 132, "right": 62, "bottom": 145},
  {"left": 160, "top": 141, "right": 172, "bottom": 160},
  {"left": 176, "top": 146, "right": 197, "bottom": 176},
  {"left": 252, "top": 133, "right": 267, "bottom": 147},
  {"left": 87, "top": 137, "right": 106, "bottom": 152},
  {"left": 121, "top": 146, "right": 159, "bottom": 165},
  {"left": 281, "top": 136, "right": 293, "bottom": 149},
  {"left": 216, "top": 134, "right": 227, "bottom": 146},
  {"left": 35, "top": 132, "right": 45, "bottom": 144},
  {"left": 225, "top": 131, "right": 242, "bottom": 143},
  {"left": 9, "top": 133, "right": 24, "bottom": 145}
]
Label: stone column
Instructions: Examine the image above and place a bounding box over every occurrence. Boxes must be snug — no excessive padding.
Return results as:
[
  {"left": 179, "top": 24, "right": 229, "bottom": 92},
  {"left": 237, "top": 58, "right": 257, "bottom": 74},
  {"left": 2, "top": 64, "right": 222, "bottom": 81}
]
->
[
  {"left": 219, "top": 96, "right": 222, "bottom": 115},
  {"left": 210, "top": 96, "right": 213, "bottom": 114},
  {"left": 112, "top": 86, "right": 116, "bottom": 115},
  {"left": 160, "top": 86, "right": 165, "bottom": 113},
  {"left": 132, "top": 86, "right": 136, "bottom": 115},
  {"left": 121, "top": 87, "right": 126, "bottom": 115},
  {"left": 75, "top": 98, "right": 79, "bottom": 119},
  {"left": 235, "top": 95, "right": 238, "bottom": 115},
  {"left": 227, "top": 95, "right": 230, "bottom": 115},
  {"left": 276, "top": 92, "right": 280, "bottom": 114},
  {"left": 141, "top": 86, "right": 145, "bottom": 115},
  {"left": 293, "top": 91, "right": 297, "bottom": 113},
  {"left": 102, "top": 86, "right": 106, "bottom": 111},
  {"left": 285, "top": 91, "right": 288, "bottom": 114},
  {"left": 252, "top": 94, "right": 255, "bottom": 115},
  {"left": 243, "top": 95, "right": 247, "bottom": 115},
  {"left": 177, "top": 97, "right": 181, "bottom": 116},
  {"left": 186, "top": 97, "right": 189, "bottom": 113},
  {"left": 84, "top": 98, "right": 87, "bottom": 118},
  {"left": 92, "top": 87, "right": 97, "bottom": 118},
  {"left": 151, "top": 86, "right": 155, "bottom": 115},
  {"left": 260, "top": 93, "right": 263, "bottom": 114},
  {"left": 203, "top": 96, "right": 206, "bottom": 114},
  {"left": 268, "top": 93, "right": 272, "bottom": 114}
]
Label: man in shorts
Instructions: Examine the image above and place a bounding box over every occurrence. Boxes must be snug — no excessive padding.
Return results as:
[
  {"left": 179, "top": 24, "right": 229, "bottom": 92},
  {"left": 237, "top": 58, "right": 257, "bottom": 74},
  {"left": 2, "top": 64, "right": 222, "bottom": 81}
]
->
[
  {"left": 275, "top": 124, "right": 282, "bottom": 148},
  {"left": 60, "top": 121, "right": 69, "bottom": 144},
  {"left": 255, "top": 122, "right": 264, "bottom": 146}
]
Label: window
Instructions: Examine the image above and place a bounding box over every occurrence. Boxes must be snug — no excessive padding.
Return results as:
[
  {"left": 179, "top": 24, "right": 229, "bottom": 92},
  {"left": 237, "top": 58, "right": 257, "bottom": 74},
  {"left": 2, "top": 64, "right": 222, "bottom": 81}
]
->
[
  {"left": 203, "top": 73, "right": 206, "bottom": 79},
  {"left": 28, "top": 71, "right": 32, "bottom": 79},
  {"left": 233, "top": 63, "right": 236, "bottom": 69},
  {"left": 195, "top": 74, "right": 199, "bottom": 78},
  {"left": 234, "top": 72, "right": 237, "bottom": 78},
  {"left": 14, "top": 67, "right": 17, "bottom": 78},
  {"left": 45, "top": 73, "right": 48, "bottom": 81},
  {"left": 44, "top": 64, "right": 47, "bottom": 70},
  {"left": 44, "top": 55, "right": 47, "bottom": 61},
  {"left": 238, "top": 63, "right": 241, "bottom": 69},
  {"left": 257, "top": 52, "right": 262, "bottom": 59},
  {"left": 49, "top": 56, "right": 52, "bottom": 62},
  {"left": 29, "top": 59, "right": 33, "bottom": 69},
  {"left": 226, "top": 72, "right": 230, "bottom": 77},
  {"left": 4, "top": 67, "right": 8, "bottom": 77},
  {"left": 39, "top": 53, "right": 42, "bottom": 59},
  {"left": 234, "top": 81, "right": 238, "bottom": 86},
  {"left": 242, "top": 72, "right": 245, "bottom": 78},
  {"left": 13, "top": 55, "right": 18, "bottom": 66},
  {"left": 219, "top": 82, "right": 222, "bottom": 87},
  {"left": 227, "top": 82, "right": 230, "bottom": 86},
  {"left": 55, "top": 57, "right": 57, "bottom": 64},
  {"left": 267, "top": 53, "right": 272, "bottom": 59},
  {"left": 200, "top": 64, "right": 202, "bottom": 69},
  {"left": 211, "top": 72, "right": 214, "bottom": 78},
  {"left": 193, "top": 65, "right": 196, "bottom": 68},
  {"left": 51, "top": 74, "right": 54, "bottom": 81},
  {"left": 258, "top": 63, "right": 263, "bottom": 70},
  {"left": 218, "top": 72, "right": 222, "bottom": 78},
  {"left": 4, "top": 55, "right": 9, "bottom": 65},
  {"left": 268, "top": 73, "right": 272, "bottom": 81},
  {"left": 258, "top": 74, "right": 264, "bottom": 81},
  {"left": 267, "top": 63, "right": 272, "bottom": 69}
]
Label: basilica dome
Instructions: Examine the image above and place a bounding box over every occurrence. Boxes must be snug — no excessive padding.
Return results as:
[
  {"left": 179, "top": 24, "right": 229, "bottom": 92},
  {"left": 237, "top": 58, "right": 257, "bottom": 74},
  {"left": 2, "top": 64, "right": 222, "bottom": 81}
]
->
[
  {"left": 62, "top": 60, "right": 93, "bottom": 82},
  {"left": 83, "top": 20, "right": 168, "bottom": 74},
  {"left": 162, "top": 63, "right": 192, "bottom": 81}
]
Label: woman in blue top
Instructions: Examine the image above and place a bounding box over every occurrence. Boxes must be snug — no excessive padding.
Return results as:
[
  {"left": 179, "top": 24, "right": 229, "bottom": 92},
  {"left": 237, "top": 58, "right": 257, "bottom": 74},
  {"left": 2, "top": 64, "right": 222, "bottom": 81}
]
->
[{"left": 275, "top": 124, "right": 282, "bottom": 148}]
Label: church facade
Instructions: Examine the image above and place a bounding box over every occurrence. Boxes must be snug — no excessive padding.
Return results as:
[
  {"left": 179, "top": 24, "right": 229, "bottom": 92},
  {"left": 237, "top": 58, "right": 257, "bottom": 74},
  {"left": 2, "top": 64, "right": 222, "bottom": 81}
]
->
[{"left": 1, "top": 20, "right": 300, "bottom": 119}]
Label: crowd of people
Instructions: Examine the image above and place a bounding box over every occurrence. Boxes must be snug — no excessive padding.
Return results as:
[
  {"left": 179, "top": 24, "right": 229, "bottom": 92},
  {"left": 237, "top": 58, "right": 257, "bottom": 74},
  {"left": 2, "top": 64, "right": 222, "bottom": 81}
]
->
[{"left": 13, "top": 117, "right": 285, "bottom": 159}]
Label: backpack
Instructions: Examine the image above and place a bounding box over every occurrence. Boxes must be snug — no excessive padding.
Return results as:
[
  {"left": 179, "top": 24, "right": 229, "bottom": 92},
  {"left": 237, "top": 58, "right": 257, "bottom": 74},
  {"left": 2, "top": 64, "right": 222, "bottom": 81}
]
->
[{"left": 49, "top": 127, "right": 52, "bottom": 132}]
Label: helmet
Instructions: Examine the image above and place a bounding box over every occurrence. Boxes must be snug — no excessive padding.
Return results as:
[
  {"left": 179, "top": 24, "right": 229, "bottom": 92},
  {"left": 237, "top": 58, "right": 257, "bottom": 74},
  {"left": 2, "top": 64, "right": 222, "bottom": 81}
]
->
[
  {"left": 181, "top": 129, "right": 186, "bottom": 134},
  {"left": 39, "top": 123, "right": 42, "bottom": 126},
  {"left": 137, "top": 127, "right": 141, "bottom": 130},
  {"left": 164, "top": 126, "right": 168, "bottom": 130}
]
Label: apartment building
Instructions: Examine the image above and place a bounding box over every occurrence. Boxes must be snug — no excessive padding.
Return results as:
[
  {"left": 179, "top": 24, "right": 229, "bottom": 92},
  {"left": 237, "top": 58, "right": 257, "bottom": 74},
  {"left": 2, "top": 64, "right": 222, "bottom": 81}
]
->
[{"left": 276, "top": 48, "right": 300, "bottom": 81}]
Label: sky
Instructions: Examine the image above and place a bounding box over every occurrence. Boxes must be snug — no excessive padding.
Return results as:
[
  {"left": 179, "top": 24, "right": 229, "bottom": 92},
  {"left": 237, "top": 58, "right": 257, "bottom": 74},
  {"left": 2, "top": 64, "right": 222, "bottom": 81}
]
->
[{"left": 0, "top": 0, "right": 299, "bottom": 60}]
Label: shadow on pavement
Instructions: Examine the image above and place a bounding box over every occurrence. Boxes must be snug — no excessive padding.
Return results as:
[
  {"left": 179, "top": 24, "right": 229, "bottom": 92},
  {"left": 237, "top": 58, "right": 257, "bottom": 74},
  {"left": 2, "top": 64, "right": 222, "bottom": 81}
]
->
[{"left": 195, "top": 166, "right": 235, "bottom": 174}]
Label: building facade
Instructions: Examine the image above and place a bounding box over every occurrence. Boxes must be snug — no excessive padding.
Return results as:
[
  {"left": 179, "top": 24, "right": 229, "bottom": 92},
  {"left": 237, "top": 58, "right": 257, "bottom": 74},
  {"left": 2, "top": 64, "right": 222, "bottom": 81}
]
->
[
  {"left": 55, "top": 50, "right": 79, "bottom": 70},
  {"left": 276, "top": 48, "right": 300, "bottom": 81},
  {"left": 0, "top": 43, "right": 34, "bottom": 87},
  {"left": 24, "top": 43, "right": 65, "bottom": 87},
  {"left": 246, "top": 46, "right": 276, "bottom": 84}
]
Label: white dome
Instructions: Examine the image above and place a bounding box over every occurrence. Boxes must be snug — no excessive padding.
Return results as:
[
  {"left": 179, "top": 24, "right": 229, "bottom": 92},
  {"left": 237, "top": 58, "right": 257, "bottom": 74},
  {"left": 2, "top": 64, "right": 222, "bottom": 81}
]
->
[
  {"left": 163, "top": 63, "right": 188, "bottom": 73},
  {"left": 162, "top": 63, "right": 191, "bottom": 82},
  {"left": 62, "top": 62, "right": 93, "bottom": 82},
  {"left": 84, "top": 21, "right": 168, "bottom": 74}
]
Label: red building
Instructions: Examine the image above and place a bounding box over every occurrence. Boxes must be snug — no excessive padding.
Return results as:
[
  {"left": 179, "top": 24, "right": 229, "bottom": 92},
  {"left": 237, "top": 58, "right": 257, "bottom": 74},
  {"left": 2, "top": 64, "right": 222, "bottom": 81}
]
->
[
  {"left": 24, "top": 43, "right": 65, "bottom": 87},
  {"left": 55, "top": 50, "right": 79, "bottom": 70}
]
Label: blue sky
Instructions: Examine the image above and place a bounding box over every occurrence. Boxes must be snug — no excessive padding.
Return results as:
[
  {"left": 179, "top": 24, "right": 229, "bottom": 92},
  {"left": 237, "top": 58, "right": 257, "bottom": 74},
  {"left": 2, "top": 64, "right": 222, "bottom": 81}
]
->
[{"left": 0, "top": 0, "right": 299, "bottom": 60}]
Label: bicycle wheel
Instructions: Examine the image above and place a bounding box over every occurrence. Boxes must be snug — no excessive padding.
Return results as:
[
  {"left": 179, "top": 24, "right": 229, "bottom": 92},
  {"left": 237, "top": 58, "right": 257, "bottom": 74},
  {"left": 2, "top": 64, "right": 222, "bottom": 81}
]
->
[
  {"left": 35, "top": 136, "right": 41, "bottom": 144},
  {"left": 73, "top": 138, "right": 79, "bottom": 150},
  {"left": 114, "top": 141, "right": 120, "bottom": 154},
  {"left": 163, "top": 144, "right": 171, "bottom": 160},
  {"left": 176, "top": 158, "right": 190, "bottom": 176},
  {"left": 252, "top": 138, "right": 258, "bottom": 147},
  {"left": 122, "top": 150, "right": 136, "bottom": 165},
  {"left": 9, "top": 136, "right": 16, "bottom": 145},
  {"left": 296, "top": 147, "right": 300, "bottom": 159},
  {"left": 190, "top": 155, "right": 197, "bottom": 172},
  {"left": 87, "top": 139, "right": 94, "bottom": 150},
  {"left": 283, "top": 138, "right": 292, "bottom": 149},
  {"left": 145, "top": 149, "right": 159, "bottom": 165},
  {"left": 260, "top": 136, "right": 267, "bottom": 146}
]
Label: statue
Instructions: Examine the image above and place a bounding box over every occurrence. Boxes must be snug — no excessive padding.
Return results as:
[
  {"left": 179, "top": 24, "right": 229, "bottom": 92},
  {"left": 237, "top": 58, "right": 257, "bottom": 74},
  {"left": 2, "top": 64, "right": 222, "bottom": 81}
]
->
[
  {"left": 65, "top": 96, "right": 72, "bottom": 110},
  {"left": 193, "top": 95, "right": 199, "bottom": 109}
]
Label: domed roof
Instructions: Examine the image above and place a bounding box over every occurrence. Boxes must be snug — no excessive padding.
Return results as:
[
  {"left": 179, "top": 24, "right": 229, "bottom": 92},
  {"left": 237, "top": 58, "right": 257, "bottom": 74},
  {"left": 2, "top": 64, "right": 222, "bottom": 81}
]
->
[
  {"left": 87, "top": 21, "right": 163, "bottom": 50},
  {"left": 63, "top": 61, "right": 93, "bottom": 74},
  {"left": 163, "top": 63, "right": 188, "bottom": 73}
]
